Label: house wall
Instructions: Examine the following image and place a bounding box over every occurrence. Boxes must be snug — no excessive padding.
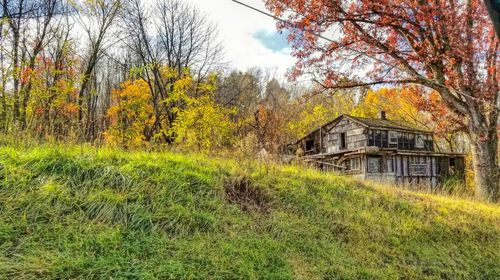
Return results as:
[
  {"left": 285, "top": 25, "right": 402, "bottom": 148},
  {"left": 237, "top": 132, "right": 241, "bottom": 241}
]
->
[
  {"left": 362, "top": 154, "right": 465, "bottom": 188},
  {"left": 320, "top": 118, "right": 434, "bottom": 154},
  {"left": 323, "top": 118, "right": 367, "bottom": 153},
  {"left": 297, "top": 116, "right": 436, "bottom": 156},
  {"left": 298, "top": 130, "right": 321, "bottom": 155},
  {"left": 310, "top": 150, "right": 465, "bottom": 189}
]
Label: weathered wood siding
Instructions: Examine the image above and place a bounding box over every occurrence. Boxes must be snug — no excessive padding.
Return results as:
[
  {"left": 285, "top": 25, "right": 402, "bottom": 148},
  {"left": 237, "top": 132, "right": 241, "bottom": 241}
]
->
[
  {"left": 323, "top": 118, "right": 367, "bottom": 153},
  {"left": 390, "top": 155, "right": 464, "bottom": 188}
]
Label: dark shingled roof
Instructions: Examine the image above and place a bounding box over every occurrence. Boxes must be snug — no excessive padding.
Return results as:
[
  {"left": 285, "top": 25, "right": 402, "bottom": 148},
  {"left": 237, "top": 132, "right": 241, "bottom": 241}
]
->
[
  {"left": 346, "top": 115, "right": 432, "bottom": 133},
  {"left": 294, "top": 114, "right": 432, "bottom": 144}
]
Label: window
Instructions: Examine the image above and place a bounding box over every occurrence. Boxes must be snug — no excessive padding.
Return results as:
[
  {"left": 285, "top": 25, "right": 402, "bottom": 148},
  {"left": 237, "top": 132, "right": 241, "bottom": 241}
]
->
[
  {"left": 415, "top": 134, "right": 425, "bottom": 148},
  {"left": 381, "top": 130, "right": 388, "bottom": 148},
  {"left": 398, "top": 133, "right": 405, "bottom": 149},
  {"left": 424, "top": 135, "right": 433, "bottom": 150},
  {"left": 449, "top": 158, "right": 456, "bottom": 175},
  {"left": 389, "top": 131, "right": 398, "bottom": 144},
  {"left": 408, "top": 133, "right": 415, "bottom": 149},
  {"left": 410, "top": 165, "right": 427, "bottom": 175},
  {"left": 367, "top": 156, "right": 382, "bottom": 173},
  {"left": 305, "top": 139, "right": 314, "bottom": 151},
  {"left": 374, "top": 130, "right": 381, "bottom": 147},
  {"left": 350, "top": 157, "right": 360, "bottom": 170},
  {"left": 400, "top": 133, "right": 415, "bottom": 150},
  {"left": 410, "top": 156, "right": 427, "bottom": 175},
  {"left": 340, "top": 132, "right": 347, "bottom": 149},
  {"left": 387, "top": 156, "right": 395, "bottom": 173},
  {"left": 370, "top": 130, "right": 388, "bottom": 148}
]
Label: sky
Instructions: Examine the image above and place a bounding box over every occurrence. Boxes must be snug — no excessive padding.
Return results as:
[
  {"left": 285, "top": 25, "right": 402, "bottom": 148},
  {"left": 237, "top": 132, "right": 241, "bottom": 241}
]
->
[{"left": 186, "top": 0, "right": 296, "bottom": 79}]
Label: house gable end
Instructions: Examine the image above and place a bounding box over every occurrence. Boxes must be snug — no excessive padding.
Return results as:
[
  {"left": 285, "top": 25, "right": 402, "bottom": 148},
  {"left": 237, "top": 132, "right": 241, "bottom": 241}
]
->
[{"left": 323, "top": 116, "right": 368, "bottom": 153}]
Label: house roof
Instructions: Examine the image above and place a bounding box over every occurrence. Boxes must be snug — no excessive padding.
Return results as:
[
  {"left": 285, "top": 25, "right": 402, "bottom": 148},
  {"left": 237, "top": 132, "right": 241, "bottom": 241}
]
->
[
  {"left": 295, "top": 114, "right": 432, "bottom": 144},
  {"left": 345, "top": 115, "right": 432, "bottom": 133}
]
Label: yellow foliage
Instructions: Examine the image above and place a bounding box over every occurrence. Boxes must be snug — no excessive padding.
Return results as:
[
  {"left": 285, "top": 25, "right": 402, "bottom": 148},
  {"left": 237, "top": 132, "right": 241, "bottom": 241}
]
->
[
  {"left": 352, "top": 87, "right": 427, "bottom": 128},
  {"left": 104, "top": 79, "right": 154, "bottom": 148},
  {"left": 105, "top": 68, "right": 235, "bottom": 151},
  {"left": 166, "top": 72, "right": 236, "bottom": 151},
  {"left": 287, "top": 93, "right": 355, "bottom": 138}
]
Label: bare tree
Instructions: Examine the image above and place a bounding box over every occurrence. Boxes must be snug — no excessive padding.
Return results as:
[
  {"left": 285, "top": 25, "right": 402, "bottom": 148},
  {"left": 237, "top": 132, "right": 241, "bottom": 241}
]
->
[
  {"left": 120, "top": 0, "right": 224, "bottom": 142},
  {"left": 2, "top": 0, "right": 34, "bottom": 124},
  {"left": 73, "top": 0, "right": 121, "bottom": 141},
  {"left": 0, "top": 16, "right": 8, "bottom": 131},
  {"left": 154, "top": 0, "right": 223, "bottom": 80},
  {"left": 216, "top": 71, "right": 260, "bottom": 125},
  {"left": 33, "top": 17, "right": 75, "bottom": 138},
  {"left": 19, "top": 0, "right": 66, "bottom": 129}
]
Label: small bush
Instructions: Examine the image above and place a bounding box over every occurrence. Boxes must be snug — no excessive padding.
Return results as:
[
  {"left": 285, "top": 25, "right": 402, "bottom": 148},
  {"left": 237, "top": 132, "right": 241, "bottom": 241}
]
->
[{"left": 441, "top": 175, "right": 473, "bottom": 197}]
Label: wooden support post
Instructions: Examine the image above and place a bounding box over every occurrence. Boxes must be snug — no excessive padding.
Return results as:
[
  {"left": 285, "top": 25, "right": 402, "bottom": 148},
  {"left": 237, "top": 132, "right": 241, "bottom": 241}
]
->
[{"left": 319, "top": 127, "right": 322, "bottom": 153}]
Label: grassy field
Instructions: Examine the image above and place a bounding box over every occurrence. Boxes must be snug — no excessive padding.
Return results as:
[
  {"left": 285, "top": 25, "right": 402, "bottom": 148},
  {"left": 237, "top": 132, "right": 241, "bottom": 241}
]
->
[{"left": 0, "top": 144, "right": 499, "bottom": 279}]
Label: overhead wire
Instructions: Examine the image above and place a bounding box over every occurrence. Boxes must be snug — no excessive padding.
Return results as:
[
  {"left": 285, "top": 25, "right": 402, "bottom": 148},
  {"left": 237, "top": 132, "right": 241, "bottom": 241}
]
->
[{"left": 230, "top": 0, "right": 500, "bottom": 110}]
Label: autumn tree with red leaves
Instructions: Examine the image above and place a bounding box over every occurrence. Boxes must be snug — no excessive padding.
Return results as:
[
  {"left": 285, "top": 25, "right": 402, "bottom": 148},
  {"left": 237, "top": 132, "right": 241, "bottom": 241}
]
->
[{"left": 265, "top": 0, "right": 500, "bottom": 202}]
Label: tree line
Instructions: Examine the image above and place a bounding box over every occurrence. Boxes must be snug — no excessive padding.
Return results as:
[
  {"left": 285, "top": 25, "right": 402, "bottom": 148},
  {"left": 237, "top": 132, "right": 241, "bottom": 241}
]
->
[
  {"left": 0, "top": 0, "right": 496, "bottom": 202},
  {"left": 0, "top": 0, "right": 223, "bottom": 142}
]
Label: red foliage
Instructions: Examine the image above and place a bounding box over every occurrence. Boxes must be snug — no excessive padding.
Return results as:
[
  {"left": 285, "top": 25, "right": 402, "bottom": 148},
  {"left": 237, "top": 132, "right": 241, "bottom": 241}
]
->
[
  {"left": 409, "top": 87, "right": 466, "bottom": 136},
  {"left": 265, "top": 0, "right": 499, "bottom": 123},
  {"left": 20, "top": 67, "right": 33, "bottom": 85}
]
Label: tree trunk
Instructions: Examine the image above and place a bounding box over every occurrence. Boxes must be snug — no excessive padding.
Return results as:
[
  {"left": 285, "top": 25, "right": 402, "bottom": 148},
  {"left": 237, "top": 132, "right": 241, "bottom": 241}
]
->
[
  {"left": 484, "top": 0, "right": 500, "bottom": 39},
  {"left": 0, "top": 52, "right": 7, "bottom": 131},
  {"left": 469, "top": 129, "right": 499, "bottom": 202}
]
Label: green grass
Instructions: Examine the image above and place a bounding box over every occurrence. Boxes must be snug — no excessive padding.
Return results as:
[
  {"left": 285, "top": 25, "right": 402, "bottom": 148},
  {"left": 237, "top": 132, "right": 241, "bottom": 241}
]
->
[{"left": 0, "top": 144, "right": 499, "bottom": 279}]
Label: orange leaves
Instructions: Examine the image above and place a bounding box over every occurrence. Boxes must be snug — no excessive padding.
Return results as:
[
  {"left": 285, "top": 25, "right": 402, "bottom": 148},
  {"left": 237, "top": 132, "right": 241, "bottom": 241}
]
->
[
  {"left": 263, "top": 0, "right": 497, "bottom": 112},
  {"left": 107, "top": 79, "right": 153, "bottom": 123},
  {"left": 105, "top": 79, "right": 154, "bottom": 148},
  {"left": 256, "top": 104, "right": 269, "bottom": 124},
  {"left": 355, "top": 86, "right": 466, "bottom": 137},
  {"left": 61, "top": 103, "right": 79, "bottom": 115},
  {"left": 20, "top": 67, "right": 33, "bottom": 85},
  {"left": 111, "top": 80, "right": 152, "bottom": 107}
]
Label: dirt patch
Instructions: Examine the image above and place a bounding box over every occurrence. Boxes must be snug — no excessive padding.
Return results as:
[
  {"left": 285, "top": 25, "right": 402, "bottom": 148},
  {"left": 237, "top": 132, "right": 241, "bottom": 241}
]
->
[{"left": 224, "top": 175, "right": 271, "bottom": 214}]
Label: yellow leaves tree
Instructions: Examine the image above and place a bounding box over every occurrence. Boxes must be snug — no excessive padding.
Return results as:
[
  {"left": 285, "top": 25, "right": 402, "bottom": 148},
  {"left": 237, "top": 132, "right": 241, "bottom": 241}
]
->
[
  {"left": 351, "top": 87, "right": 425, "bottom": 127},
  {"left": 171, "top": 94, "right": 235, "bottom": 151},
  {"left": 288, "top": 103, "right": 332, "bottom": 138},
  {"left": 106, "top": 68, "right": 236, "bottom": 152},
  {"left": 166, "top": 72, "right": 236, "bottom": 151},
  {"left": 105, "top": 80, "right": 154, "bottom": 148},
  {"left": 287, "top": 91, "right": 355, "bottom": 139}
]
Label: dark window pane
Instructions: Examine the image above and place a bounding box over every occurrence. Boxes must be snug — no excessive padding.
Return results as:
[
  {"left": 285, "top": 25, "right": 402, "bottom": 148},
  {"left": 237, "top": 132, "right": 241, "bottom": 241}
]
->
[
  {"left": 340, "top": 133, "right": 347, "bottom": 149},
  {"left": 367, "top": 156, "right": 382, "bottom": 173}
]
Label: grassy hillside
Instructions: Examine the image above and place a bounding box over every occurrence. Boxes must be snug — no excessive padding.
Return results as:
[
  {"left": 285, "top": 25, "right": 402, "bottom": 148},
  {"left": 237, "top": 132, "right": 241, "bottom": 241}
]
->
[{"left": 0, "top": 145, "right": 499, "bottom": 279}]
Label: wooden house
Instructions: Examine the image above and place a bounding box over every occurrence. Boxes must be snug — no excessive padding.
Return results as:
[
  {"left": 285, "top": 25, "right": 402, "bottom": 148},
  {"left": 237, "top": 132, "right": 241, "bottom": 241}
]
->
[{"left": 293, "top": 112, "right": 465, "bottom": 188}]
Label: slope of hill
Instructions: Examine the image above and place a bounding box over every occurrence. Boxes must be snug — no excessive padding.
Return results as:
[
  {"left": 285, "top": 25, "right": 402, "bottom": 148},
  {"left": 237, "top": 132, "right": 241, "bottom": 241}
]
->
[{"left": 0, "top": 145, "right": 499, "bottom": 279}]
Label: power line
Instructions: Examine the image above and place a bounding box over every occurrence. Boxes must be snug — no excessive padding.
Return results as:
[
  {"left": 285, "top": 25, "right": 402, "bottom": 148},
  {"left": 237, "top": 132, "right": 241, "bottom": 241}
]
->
[
  {"left": 230, "top": 0, "right": 500, "bottom": 110},
  {"left": 231, "top": 0, "right": 333, "bottom": 43},
  {"left": 231, "top": 0, "right": 418, "bottom": 71}
]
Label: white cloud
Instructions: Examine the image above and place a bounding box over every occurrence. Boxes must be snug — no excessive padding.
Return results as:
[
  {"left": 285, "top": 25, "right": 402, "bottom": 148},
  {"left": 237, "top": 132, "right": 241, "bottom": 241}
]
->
[{"left": 186, "top": 0, "right": 296, "bottom": 78}]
